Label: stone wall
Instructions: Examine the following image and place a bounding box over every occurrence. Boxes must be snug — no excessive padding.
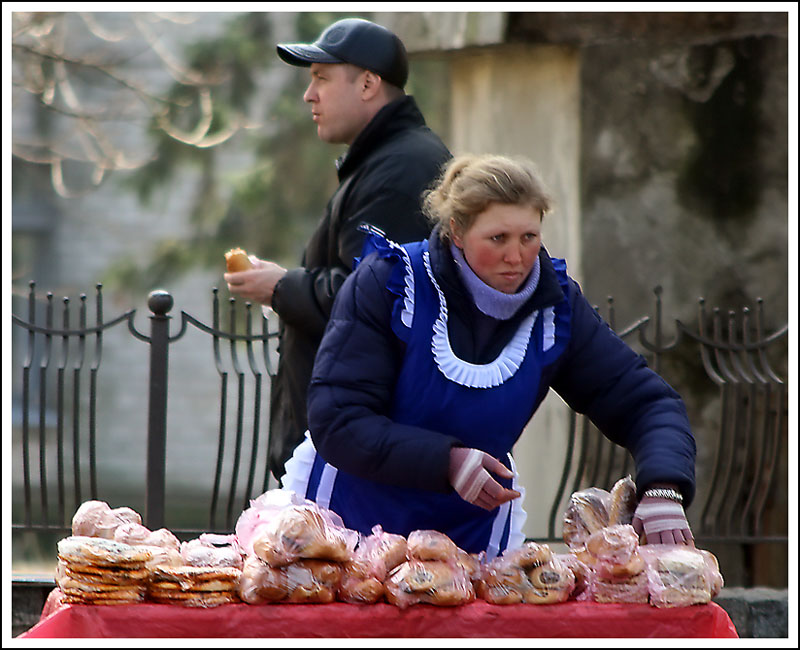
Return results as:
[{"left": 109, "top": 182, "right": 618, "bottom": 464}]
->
[{"left": 379, "top": 10, "right": 790, "bottom": 586}]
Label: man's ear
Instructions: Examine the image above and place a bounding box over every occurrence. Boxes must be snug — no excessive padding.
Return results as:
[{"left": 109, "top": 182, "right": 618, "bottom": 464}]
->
[{"left": 361, "top": 70, "right": 382, "bottom": 100}]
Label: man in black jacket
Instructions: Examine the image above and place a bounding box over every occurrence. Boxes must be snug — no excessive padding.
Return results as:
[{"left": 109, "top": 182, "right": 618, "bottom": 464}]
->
[{"left": 225, "top": 18, "right": 451, "bottom": 481}]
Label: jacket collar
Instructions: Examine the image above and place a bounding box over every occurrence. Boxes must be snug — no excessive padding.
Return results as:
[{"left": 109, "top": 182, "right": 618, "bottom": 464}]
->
[
  {"left": 336, "top": 95, "right": 427, "bottom": 179},
  {"left": 427, "top": 226, "right": 566, "bottom": 314}
]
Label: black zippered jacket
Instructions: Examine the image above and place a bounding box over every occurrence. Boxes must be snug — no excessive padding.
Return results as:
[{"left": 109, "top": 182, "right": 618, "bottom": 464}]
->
[{"left": 268, "top": 95, "right": 451, "bottom": 478}]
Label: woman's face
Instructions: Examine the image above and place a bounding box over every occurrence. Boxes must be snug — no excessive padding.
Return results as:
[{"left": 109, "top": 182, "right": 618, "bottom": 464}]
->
[{"left": 451, "top": 202, "right": 543, "bottom": 294}]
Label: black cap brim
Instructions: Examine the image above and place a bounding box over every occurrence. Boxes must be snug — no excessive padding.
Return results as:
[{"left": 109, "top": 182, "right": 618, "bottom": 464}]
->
[{"left": 276, "top": 43, "right": 344, "bottom": 67}]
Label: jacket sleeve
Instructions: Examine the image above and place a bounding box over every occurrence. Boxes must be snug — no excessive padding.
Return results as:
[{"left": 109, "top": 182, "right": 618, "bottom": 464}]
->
[
  {"left": 306, "top": 254, "right": 460, "bottom": 493},
  {"left": 550, "top": 280, "right": 697, "bottom": 506},
  {"left": 273, "top": 188, "right": 434, "bottom": 341}
]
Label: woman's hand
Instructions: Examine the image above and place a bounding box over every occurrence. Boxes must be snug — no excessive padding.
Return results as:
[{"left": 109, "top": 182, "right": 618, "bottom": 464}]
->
[
  {"left": 448, "top": 447, "right": 521, "bottom": 511},
  {"left": 632, "top": 495, "right": 695, "bottom": 546}
]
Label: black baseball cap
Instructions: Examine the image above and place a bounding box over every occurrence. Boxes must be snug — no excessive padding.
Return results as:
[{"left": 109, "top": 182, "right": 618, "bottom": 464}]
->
[{"left": 276, "top": 18, "right": 409, "bottom": 89}]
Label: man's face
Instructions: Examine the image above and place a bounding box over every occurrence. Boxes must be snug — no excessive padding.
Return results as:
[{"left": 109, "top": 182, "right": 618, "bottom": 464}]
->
[{"left": 303, "top": 63, "right": 369, "bottom": 145}]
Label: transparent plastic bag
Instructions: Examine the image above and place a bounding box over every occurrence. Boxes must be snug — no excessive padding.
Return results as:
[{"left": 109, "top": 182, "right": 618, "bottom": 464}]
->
[
  {"left": 640, "top": 545, "right": 723, "bottom": 608},
  {"left": 562, "top": 487, "right": 611, "bottom": 549},
  {"left": 338, "top": 525, "right": 407, "bottom": 604},
  {"left": 251, "top": 502, "right": 358, "bottom": 567},
  {"left": 385, "top": 559, "right": 475, "bottom": 608},
  {"left": 477, "top": 543, "right": 574, "bottom": 605},
  {"left": 181, "top": 536, "right": 244, "bottom": 569}
]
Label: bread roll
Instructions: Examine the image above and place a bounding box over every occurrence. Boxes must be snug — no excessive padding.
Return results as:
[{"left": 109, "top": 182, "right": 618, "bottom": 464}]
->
[
  {"left": 608, "top": 476, "right": 638, "bottom": 526},
  {"left": 563, "top": 488, "right": 611, "bottom": 549},
  {"left": 641, "top": 546, "right": 721, "bottom": 608},
  {"left": 385, "top": 560, "right": 474, "bottom": 608},
  {"left": 338, "top": 559, "right": 385, "bottom": 604},
  {"left": 253, "top": 504, "right": 353, "bottom": 567},
  {"left": 406, "top": 530, "right": 458, "bottom": 561},
  {"left": 225, "top": 248, "right": 253, "bottom": 273}
]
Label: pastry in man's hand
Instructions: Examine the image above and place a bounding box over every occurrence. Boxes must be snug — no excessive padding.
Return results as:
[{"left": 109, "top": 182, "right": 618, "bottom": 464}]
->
[{"left": 225, "top": 247, "right": 254, "bottom": 273}]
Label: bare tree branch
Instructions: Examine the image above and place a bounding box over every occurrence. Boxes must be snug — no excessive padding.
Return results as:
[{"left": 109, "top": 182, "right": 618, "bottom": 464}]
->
[{"left": 12, "top": 11, "right": 257, "bottom": 197}]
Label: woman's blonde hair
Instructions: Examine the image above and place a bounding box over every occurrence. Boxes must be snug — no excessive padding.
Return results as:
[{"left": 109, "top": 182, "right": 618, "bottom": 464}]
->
[{"left": 423, "top": 153, "right": 553, "bottom": 240}]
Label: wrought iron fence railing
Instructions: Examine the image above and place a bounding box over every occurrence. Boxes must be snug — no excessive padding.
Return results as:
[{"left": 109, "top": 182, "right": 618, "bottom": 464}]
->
[{"left": 11, "top": 281, "right": 788, "bottom": 555}]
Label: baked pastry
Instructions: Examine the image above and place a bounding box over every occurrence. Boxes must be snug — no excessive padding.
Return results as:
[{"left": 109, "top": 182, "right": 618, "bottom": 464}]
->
[
  {"left": 56, "top": 536, "right": 152, "bottom": 605},
  {"left": 562, "top": 487, "right": 611, "bottom": 549},
  {"left": 238, "top": 555, "right": 289, "bottom": 604},
  {"left": 525, "top": 556, "right": 576, "bottom": 604},
  {"left": 181, "top": 538, "right": 243, "bottom": 569},
  {"left": 641, "top": 546, "right": 722, "bottom": 608},
  {"left": 225, "top": 248, "right": 253, "bottom": 273},
  {"left": 143, "top": 528, "right": 181, "bottom": 551},
  {"left": 608, "top": 476, "right": 638, "bottom": 527},
  {"left": 114, "top": 522, "right": 152, "bottom": 546},
  {"left": 698, "top": 549, "right": 724, "bottom": 597},
  {"left": 284, "top": 560, "right": 342, "bottom": 604},
  {"left": 385, "top": 560, "right": 474, "bottom": 608},
  {"left": 477, "top": 562, "right": 529, "bottom": 605},
  {"left": 477, "top": 544, "right": 573, "bottom": 605},
  {"left": 71, "top": 501, "right": 143, "bottom": 539},
  {"left": 406, "top": 529, "right": 458, "bottom": 561},
  {"left": 592, "top": 571, "right": 650, "bottom": 604},
  {"left": 555, "top": 553, "right": 590, "bottom": 599},
  {"left": 503, "top": 541, "right": 553, "bottom": 570},
  {"left": 253, "top": 504, "right": 354, "bottom": 567},
  {"left": 148, "top": 565, "right": 242, "bottom": 607},
  {"left": 582, "top": 525, "right": 649, "bottom": 604},
  {"left": 338, "top": 559, "right": 386, "bottom": 604}
]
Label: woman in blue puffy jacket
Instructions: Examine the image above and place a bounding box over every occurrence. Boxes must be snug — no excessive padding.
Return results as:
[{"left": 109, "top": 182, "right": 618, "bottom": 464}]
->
[{"left": 281, "top": 153, "right": 697, "bottom": 558}]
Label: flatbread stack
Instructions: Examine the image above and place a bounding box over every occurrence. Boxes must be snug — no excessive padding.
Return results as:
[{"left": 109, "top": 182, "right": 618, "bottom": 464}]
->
[
  {"left": 148, "top": 565, "right": 242, "bottom": 607},
  {"left": 56, "top": 536, "right": 153, "bottom": 605}
]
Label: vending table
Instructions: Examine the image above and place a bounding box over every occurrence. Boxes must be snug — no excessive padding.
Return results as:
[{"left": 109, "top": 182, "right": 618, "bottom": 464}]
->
[{"left": 20, "top": 591, "right": 738, "bottom": 638}]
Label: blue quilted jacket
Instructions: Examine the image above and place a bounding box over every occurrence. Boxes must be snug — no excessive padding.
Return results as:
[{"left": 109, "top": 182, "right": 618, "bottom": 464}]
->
[{"left": 306, "top": 229, "right": 697, "bottom": 506}]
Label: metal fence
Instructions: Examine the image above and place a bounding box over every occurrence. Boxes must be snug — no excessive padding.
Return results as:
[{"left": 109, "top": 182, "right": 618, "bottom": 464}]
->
[{"left": 11, "top": 281, "right": 788, "bottom": 552}]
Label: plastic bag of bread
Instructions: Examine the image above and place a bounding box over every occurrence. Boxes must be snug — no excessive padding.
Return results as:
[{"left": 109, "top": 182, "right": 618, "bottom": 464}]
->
[
  {"left": 239, "top": 554, "right": 289, "bottom": 604},
  {"left": 385, "top": 559, "right": 475, "bottom": 609},
  {"left": 406, "top": 529, "right": 459, "bottom": 561},
  {"left": 562, "top": 487, "right": 611, "bottom": 549},
  {"left": 582, "top": 524, "right": 649, "bottom": 604},
  {"left": 252, "top": 503, "right": 357, "bottom": 567},
  {"left": 284, "top": 559, "right": 342, "bottom": 604},
  {"left": 235, "top": 489, "right": 327, "bottom": 558},
  {"left": 477, "top": 542, "right": 574, "bottom": 605},
  {"left": 338, "top": 526, "right": 407, "bottom": 604},
  {"left": 71, "top": 500, "right": 142, "bottom": 539},
  {"left": 554, "top": 552, "right": 591, "bottom": 600},
  {"left": 640, "top": 545, "right": 724, "bottom": 608},
  {"left": 608, "top": 475, "right": 638, "bottom": 527},
  {"left": 143, "top": 528, "right": 181, "bottom": 551},
  {"left": 181, "top": 534, "right": 243, "bottom": 569},
  {"left": 114, "top": 522, "right": 152, "bottom": 546}
]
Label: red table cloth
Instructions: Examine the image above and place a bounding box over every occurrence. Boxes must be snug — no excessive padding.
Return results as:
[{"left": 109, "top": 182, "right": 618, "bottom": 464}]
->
[{"left": 21, "top": 595, "right": 738, "bottom": 638}]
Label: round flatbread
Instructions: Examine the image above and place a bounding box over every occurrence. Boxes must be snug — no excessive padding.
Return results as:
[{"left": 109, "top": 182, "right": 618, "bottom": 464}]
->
[
  {"left": 57, "top": 560, "right": 150, "bottom": 584},
  {"left": 149, "top": 578, "right": 238, "bottom": 593},
  {"left": 58, "top": 536, "right": 152, "bottom": 567},
  {"left": 148, "top": 591, "right": 239, "bottom": 607},
  {"left": 61, "top": 585, "right": 146, "bottom": 602},
  {"left": 150, "top": 565, "right": 241, "bottom": 586}
]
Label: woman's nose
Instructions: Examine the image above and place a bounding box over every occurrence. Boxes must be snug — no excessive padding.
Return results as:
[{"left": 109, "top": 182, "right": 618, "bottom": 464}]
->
[{"left": 504, "top": 245, "right": 523, "bottom": 264}]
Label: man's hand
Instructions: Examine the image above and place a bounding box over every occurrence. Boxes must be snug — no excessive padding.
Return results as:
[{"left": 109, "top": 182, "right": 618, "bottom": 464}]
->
[
  {"left": 632, "top": 496, "right": 695, "bottom": 546},
  {"left": 448, "top": 447, "right": 521, "bottom": 511},
  {"left": 224, "top": 257, "right": 287, "bottom": 307}
]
